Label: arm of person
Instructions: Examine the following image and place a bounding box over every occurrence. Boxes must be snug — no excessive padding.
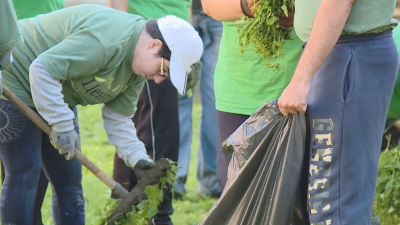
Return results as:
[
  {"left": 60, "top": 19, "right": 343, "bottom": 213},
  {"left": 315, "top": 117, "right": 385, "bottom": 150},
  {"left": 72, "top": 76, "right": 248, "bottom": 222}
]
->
[
  {"left": 201, "top": 0, "right": 292, "bottom": 29},
  {"left": 30, "top": 58, "right": 80, "bottom": 159},
  {"left": 102, "top": 105, "right": 151, "bottom": 168},
  {"left": 190, "top": 6, "right": 193, "bottom": 25},
  {"left": 102, "top": 76, "right": 151, "bottom": 169},
  {"left": 201, "top": 0, "right": 246, "bottom": 21},
  {"left": 29, "top": 24, "right": 116, "bottom": 159},
  {"left": 30, "top": 26, "right": 107, "bottom": 130},
  {"left": 277, "top": 0, "right": 355, "bottom": 116},
  {"left": 29, "top": 58, "right": 75, "bottom": 132},
  {"left": 29, "top": 59, "right": 148, "bottom": 166},
  {"left": 107, "top": 0, "right": 128, "bottom": 12}
]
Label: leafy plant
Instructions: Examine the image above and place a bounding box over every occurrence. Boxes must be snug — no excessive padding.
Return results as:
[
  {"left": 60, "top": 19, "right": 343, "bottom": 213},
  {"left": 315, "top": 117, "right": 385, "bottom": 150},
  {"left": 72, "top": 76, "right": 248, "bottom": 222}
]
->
[
  {"left": 373, "top": 147, "right": 400, "bottom": 225},
  {"left": 234, "top": 0, "right": 294, "bottom": 70},
  {"left": 96, "top": 160, "right": 178, "bottom": 225}
]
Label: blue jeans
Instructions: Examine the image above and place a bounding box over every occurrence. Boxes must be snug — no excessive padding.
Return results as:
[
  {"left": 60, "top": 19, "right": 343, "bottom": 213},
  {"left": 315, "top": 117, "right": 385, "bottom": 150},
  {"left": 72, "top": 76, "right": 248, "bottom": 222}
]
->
[
  {"left": 0, "top": 99, "right": 85, "bottom": 225},
  {"left": 175, "top": 13, "right": 222, "bottom": 196},
  {"left": 305, "top": 31, "right": 398, "bottom": 225}
]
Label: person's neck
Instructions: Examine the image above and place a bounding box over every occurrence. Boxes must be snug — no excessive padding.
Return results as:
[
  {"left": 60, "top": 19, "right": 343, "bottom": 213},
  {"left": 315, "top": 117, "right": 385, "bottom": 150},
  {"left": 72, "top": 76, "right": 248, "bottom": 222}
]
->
[{"left": 133, "top": 28, "right": 152, "bottom": 58}]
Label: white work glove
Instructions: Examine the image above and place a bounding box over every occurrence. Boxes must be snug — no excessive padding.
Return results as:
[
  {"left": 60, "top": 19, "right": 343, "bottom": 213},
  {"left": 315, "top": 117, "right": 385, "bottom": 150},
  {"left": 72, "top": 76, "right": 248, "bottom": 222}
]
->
[{"left": 50, "top": 128, "right": 80, "bottom": 160}]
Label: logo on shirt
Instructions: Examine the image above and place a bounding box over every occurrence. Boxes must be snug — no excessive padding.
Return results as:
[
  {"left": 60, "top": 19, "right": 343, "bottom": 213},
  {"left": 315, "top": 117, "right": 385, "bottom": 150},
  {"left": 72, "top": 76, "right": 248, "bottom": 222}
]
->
[{"left": 80, "top": 76, "right": 127, "bottom": 103}]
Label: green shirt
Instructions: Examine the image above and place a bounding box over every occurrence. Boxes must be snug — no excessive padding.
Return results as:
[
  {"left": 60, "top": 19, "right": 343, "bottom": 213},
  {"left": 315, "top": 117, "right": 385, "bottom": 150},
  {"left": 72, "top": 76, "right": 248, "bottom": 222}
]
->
[
  {"left": 388, "top": 26, "right": 400, "bottom": 119},
  {"left": 128, "top": 0, "right": 191, "bottom": 21},
  {"left": 12, "top": 0, "right": 64, "bottom": 19},
  {"left": 0, "top": 0, "right": 23, "bottom": 52},
  {"left": 1, "top": 4, "right": 146, "bottom": 116},
  {"left": 215, "top": 22, "right": 303, "bottom": 115},
  {"left": 294, "top": 0, "right": 398, "bottom": 43}
]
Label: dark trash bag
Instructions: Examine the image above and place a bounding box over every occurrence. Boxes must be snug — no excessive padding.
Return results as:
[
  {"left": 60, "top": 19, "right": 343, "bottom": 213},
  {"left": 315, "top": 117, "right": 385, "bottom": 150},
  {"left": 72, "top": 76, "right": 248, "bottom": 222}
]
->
[{"left": 199, "top": 101, "right": 308, "bottom": 225}]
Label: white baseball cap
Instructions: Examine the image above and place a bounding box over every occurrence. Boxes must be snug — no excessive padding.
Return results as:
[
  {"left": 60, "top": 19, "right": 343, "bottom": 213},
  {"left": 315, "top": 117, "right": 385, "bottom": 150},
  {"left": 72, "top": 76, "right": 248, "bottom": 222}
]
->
[{"left": 157, "top": 15, "right": 203, "bottom": 95}]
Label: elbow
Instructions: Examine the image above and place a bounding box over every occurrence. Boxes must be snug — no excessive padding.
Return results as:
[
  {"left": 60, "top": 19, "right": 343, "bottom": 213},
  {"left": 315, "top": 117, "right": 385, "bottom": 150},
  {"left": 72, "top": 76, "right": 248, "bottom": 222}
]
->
[
  {"left": 28, "top": 58, "right": 41, "bottom": 83},
  {"left": 29, "top": 58, "right": 39, "bottom": 74}
]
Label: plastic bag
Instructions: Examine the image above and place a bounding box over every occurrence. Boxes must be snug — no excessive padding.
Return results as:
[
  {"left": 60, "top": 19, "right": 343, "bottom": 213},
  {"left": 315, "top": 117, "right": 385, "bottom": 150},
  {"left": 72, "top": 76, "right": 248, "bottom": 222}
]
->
[{"left": 199, "top": 101, "right": 308, "bottom": 225}]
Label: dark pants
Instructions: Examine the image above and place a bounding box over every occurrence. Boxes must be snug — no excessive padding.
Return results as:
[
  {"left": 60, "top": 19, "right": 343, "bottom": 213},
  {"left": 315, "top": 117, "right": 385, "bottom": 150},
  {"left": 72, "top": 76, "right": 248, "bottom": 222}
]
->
[
  {"left": 0, "top": 100, "right": 84, "bottom": 225},
  {"left": 112, "top": 80, "right": 179, "bottom": 225},
  {"left": 306, "top": 31, "right": 398, "bottom": 225},
  {"left": 381, "top": 118, "right": 400, "bottom": 150},
  {"left": 216, "top": 111, "right": 248, "bottom": 189}
]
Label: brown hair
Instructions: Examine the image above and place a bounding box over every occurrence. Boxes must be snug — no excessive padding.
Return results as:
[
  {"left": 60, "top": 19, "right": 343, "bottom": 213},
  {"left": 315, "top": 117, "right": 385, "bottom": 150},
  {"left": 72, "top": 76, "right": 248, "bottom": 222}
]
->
[{"left": 145, "top": 19, "right": 171, "bottom": 60}]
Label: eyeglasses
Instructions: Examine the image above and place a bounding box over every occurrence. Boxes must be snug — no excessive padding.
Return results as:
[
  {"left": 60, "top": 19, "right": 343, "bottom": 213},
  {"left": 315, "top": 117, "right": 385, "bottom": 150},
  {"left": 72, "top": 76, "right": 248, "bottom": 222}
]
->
[
  {"left": 159, "top": 57, "right": 170, "bottom": 79},
  {"left": 159, "top": 58, "right": 198, "bottom": 79}
]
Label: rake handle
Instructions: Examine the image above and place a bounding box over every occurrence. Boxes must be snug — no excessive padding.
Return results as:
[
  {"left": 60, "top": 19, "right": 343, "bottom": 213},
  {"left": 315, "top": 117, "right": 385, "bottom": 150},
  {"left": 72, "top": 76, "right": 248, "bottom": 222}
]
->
[{"left": 2, "top": 87, "right": 129, "bottom": 198}]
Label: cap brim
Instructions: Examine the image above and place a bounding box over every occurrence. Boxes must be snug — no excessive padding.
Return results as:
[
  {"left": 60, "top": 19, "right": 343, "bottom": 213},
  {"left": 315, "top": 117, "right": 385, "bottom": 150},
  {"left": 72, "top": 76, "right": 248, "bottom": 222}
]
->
[{"left": 170, "top": 53, "right": 188, "bottom": 95}]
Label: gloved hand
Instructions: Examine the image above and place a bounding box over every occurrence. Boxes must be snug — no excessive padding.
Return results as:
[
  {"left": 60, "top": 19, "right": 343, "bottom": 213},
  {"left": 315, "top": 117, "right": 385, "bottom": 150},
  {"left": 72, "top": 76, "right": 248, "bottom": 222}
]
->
[
  {"left": 50, "top": 129, "right": 80, "bottom": 160},
  {"left": 133, "top": 159, "right": 156, "bottom": 180},
  {"left": 186, "top": 61, "right": 202, "bottom": 91}
]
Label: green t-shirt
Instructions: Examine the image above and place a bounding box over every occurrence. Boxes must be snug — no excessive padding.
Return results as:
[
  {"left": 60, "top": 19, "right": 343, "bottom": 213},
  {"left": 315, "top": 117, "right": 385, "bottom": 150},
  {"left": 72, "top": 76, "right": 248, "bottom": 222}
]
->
[
  {"left": 294, "top": 0, "right": 398, "bottom": 43},
  {"left": 388, "top": 26, "right": 400, "bottom": 119},
  {"left": 12, "top": 0, "right": 64, "bottom": 19},
  {"left": 1, "top": 4, "right": 146, "bottom": 116},
  {"left": 215, "top": 22, "right": 303, "bottom": 115},
  {"left": 128, "top": 0, "right": 191, "bottom": 21},
  {"left": 0, "top": 0, "right": 23, "bottom": 52}
]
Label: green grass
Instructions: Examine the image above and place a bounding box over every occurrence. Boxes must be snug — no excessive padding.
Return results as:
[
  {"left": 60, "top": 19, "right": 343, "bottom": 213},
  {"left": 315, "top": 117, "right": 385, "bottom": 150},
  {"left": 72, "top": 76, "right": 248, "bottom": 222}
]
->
[{"left": 37, "top": 101, "right": 216, "bottom": 225}]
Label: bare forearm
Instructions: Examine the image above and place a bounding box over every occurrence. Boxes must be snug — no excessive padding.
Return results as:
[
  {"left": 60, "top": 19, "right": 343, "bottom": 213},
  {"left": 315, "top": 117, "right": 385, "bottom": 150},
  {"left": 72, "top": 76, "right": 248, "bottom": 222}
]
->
[
  {"left": 190, "top": 6, "right": 193, "bottom": 25},
  {"left": 201, "top": 0, "right": 243, "bottom": 21},
  {"left": 292, "top": 0, "right": 355, "bottom": 84},
  {"left": 108, "top": 0, "right": 127, "bottom": 12}
]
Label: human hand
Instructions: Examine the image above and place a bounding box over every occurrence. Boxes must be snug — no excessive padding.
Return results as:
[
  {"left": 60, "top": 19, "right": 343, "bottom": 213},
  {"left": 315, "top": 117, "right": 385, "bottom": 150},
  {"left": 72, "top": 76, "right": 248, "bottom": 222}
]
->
[
  {"left": 277, "top": 79, "right": 310, "bottom": 116},
  {"left": 133, "top": 159, "right": 156, "bottom": 180},
  {"left": 50, "top": 129, "right": 80, "bottom": 160},
  {"left": 186, "top": 62, "right": 202, "bottom": 91},
  {"left": 242, "top": 0, "right": 260, "bottom": 17}
]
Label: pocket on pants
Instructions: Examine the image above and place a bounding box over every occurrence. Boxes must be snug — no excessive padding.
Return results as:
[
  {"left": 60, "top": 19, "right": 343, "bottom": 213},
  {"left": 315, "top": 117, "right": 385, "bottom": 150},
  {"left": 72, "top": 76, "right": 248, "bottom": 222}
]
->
[{"left": 340, "top": 53, "right": 355, "bottom": 103}]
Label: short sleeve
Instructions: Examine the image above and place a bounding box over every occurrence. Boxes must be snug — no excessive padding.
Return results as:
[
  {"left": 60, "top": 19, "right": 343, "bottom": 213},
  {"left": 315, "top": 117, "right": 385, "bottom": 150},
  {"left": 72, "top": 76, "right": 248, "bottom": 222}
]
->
[{"left": 0, "top": 0, "right": 24, "bottom": 52}]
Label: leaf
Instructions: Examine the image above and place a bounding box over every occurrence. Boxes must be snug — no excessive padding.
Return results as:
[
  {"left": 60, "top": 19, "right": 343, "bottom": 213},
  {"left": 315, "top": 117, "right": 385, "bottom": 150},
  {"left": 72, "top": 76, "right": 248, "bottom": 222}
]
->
[
  {"left": 281, "top": 5, "right": 288, "bottom": 17},
  {"left": 144, "top": 186, "right": 163, "bottom": 202},
  {"left": 266, "top": 16, "right": 278, "bottom": 26},
  {"left": 147, "top": 203, "right": 159, "bottom": 218},
  {"left": 137, "top": 200, "right": 150, "bottom": 212},
  {"left": 96, "top": 158, "right": 178, "bottom": 225}
]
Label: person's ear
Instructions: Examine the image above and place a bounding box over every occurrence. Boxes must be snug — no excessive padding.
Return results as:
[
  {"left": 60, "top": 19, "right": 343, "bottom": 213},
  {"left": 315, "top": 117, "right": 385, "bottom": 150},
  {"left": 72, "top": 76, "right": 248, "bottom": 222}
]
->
[{"left": 148, "top": 39, "right": 163, "bottom": 50}]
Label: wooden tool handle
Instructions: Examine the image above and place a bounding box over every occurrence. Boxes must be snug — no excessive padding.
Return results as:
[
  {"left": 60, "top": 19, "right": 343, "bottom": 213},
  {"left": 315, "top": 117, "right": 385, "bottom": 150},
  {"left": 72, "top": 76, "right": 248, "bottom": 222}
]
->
[{"left": 2, "top": 87, "right": 128, "bottom": 197}]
